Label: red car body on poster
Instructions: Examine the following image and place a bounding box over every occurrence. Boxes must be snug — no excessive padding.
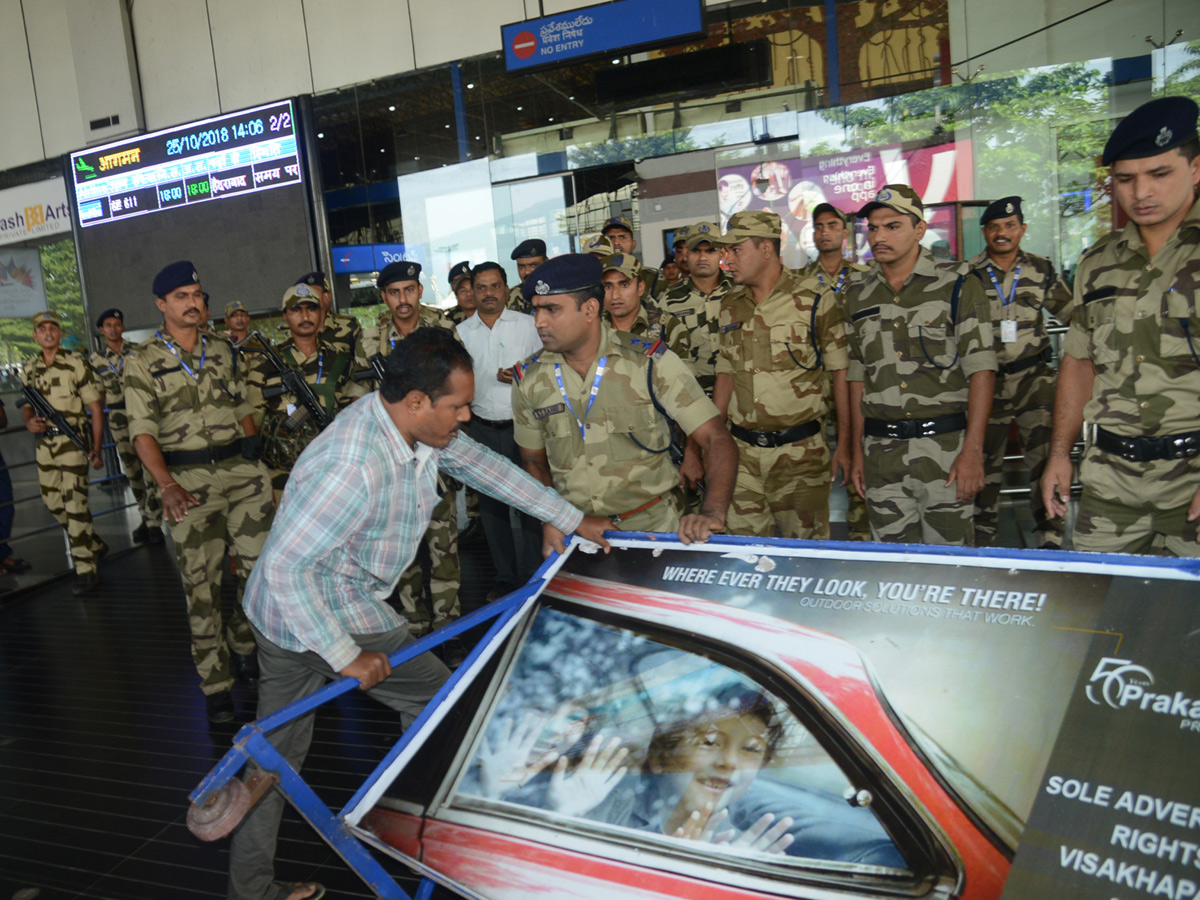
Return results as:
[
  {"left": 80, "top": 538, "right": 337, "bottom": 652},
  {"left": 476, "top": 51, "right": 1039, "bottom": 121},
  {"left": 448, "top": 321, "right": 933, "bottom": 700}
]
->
[{"left": 361, "top": 571, "right": 1011, "bottom": 900}]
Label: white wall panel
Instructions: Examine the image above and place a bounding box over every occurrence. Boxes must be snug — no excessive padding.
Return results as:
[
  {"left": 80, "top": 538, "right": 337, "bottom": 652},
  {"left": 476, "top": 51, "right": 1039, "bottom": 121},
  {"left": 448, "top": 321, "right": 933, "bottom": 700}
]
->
[
  {"left": 66, "top": 0, "right": 143, "bottom": 146},
  {"left": 23, "top": 1, "right": 84, "bottom": 159},
  {"left": 131, "top": 0, "right": 221, "bottom": 132},
  {"left": 409, "top": 0, "right": 524, "bottom": 70},
  {"left": 303, "top": 0, "right": 416, "bottom": 92},
  {"left": 207, "top": 0, "right": 313, "bottom": 112},
  {"left": 0, "top": 0, "right": 45, "bottom": 170}
]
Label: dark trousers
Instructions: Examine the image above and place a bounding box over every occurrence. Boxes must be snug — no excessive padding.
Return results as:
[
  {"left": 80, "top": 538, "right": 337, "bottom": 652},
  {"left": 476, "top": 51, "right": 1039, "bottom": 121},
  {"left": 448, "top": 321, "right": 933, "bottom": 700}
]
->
[
  {"left": 470, "top": 419, "right": 543, "bottom": 590},
  {"left": 227, "top": 624, "right": 450, "bottom": 900}
]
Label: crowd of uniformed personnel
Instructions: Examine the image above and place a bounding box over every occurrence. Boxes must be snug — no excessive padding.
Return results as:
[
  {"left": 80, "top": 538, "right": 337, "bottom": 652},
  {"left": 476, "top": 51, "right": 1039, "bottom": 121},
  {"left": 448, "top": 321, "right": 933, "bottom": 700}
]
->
[{"left": 16, "top": 96, "right": 1200, "bottom": 723}]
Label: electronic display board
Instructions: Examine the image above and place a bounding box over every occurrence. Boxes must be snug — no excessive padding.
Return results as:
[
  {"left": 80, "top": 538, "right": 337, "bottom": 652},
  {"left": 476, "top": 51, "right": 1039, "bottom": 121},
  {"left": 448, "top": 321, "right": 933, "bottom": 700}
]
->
[
  {"left": 70, "top": 101, "right": 301, "bottom": 228},
  {"left": 69, "top": 100, "right": 315, "bottom": 331}
]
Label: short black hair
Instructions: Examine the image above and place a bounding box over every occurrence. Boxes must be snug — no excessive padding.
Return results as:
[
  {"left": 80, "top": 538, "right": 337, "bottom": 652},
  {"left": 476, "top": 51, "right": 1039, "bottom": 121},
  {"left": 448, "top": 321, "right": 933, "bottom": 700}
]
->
[
  {"left": 750, "top": 236, "right": 783, "bottom": 256},
  {"left": 566, "top": 282, "right": 603, "bottom": 310},
  {"left": 380, "top": 328, "right": 473, "bottom": 404},
  {"left": 471, "top": 261, "right": 507, "bottom": 286},
  {"left": 1179, "top": 136, "right": 1200, "bottom": 163}
]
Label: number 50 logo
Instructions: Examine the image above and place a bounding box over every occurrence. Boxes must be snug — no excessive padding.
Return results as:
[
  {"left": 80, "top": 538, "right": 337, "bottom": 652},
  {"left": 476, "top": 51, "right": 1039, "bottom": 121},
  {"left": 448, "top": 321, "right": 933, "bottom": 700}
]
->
[{"left": 1085, "top": 657, "right": 1154, "bottom": 709}]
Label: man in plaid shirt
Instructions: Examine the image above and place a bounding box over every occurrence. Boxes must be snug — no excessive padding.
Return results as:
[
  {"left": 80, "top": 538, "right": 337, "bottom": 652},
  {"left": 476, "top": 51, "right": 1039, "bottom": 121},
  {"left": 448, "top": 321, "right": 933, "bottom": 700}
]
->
[{"left": 230, "top": 328, "right": 610, "bottom": 900}]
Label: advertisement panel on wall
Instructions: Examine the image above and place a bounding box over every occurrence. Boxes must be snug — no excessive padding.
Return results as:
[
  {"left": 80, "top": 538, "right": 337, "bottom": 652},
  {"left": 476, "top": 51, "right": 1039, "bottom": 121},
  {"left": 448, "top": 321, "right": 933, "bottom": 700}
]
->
[
  {"left": 717, "top": 138, "right": 973, "bottom": 267},
  {"left": 0, "top": 247, "right": 48, "bottom": 319},
  {"left": 0, "top": 180, "right": 71, "bottom": 246}
]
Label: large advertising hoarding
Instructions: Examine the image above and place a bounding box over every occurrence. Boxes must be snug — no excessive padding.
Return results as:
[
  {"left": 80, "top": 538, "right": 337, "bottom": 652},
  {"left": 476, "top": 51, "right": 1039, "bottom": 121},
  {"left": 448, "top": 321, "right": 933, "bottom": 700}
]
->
[{"left": 717, "top": 139, "right": 972, "bottom": 267}]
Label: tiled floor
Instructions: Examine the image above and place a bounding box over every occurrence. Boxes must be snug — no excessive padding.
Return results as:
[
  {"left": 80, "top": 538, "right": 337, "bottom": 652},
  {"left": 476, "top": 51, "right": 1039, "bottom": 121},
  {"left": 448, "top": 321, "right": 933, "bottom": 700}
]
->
[{"left": 0, "top": 478, "right": 1056, "bottom": 900}]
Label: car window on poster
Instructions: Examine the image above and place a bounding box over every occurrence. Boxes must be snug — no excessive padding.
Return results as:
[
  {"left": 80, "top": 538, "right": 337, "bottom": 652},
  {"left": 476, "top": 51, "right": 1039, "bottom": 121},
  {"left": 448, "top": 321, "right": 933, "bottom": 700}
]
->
[{"left": 453, "top": 607, "right": 907, "bottom": 871}]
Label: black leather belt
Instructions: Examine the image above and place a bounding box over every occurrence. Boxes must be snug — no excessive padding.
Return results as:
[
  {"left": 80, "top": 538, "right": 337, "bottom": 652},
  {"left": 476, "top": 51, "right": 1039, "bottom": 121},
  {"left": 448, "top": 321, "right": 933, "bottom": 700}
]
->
[
  {"left": 730, "top": 419, "right": 821, "bottom": 448},
  {"left": 1001, "top": 346, "right": 1052, "bottom": 376},
  {"left": 107, "top": 401, "right": 126, "bottom": 410},
  {"left": 162, "top": 441, "right": 241, "bottom": 467},
  {"left": 1095, "top": 426, "right": 1200, "bottom": 463},
  {"left": 473, "top": 416, "right": 513, "bottom": 429},
  {"left": 863, "top": 412, "right": 967, "bottom": 440}
]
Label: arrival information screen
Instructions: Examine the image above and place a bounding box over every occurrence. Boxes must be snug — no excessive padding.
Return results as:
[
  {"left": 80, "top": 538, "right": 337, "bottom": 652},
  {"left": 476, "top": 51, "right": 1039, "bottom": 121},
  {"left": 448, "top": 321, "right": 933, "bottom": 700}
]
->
[{"left": 69, "top": 100, "right": 301, "bottom": 228}]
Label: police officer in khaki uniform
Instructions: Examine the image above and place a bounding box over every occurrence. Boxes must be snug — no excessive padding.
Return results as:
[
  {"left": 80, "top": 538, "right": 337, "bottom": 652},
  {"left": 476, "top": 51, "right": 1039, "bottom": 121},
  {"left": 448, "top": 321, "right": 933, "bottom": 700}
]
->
[
  {"left": 800, "top": 203, "right": 873, "bottom": 541},
  {"left": 513, "top": 254, "right": 736, "bottom": 542},
  {"left": 600, "top": 254, "right": 690, "bottom": 359},
  {"left": 1044, "top": 96, "right": 1200, "bottom": 557},
  {"left": 247, "top": 284, "right": 367, "bottom": 499},
  {"left": 124, "top": 261, "right": 274, "bottom": 723},
  {"left": 966, "top": 196, "right": 1073, "bottom": 549},
  {"left": 91, "top": 307, "right": 163, "bottom": 545},
  {"left": 363, "top": 261, "right": 463, "bottom": 633},
  {"left": 844, "top": 186, "right": 997, "bottom": 546},
  {"left": 21, "top": 310, "right": 107, "bottom": 594},
  {"left": 713, "top": 211, "right": 852, "bottom": 540},
  {"left": 508, "top": 239, "right": 547, "bottom": 314},
  {"left": 659, "top": 222, "right": 733, "bottom": 396}
]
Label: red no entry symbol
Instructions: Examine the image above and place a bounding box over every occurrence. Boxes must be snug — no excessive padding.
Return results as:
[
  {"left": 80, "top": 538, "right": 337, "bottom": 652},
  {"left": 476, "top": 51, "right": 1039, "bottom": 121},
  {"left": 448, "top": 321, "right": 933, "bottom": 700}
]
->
[{"left": 512, "top": 31, "right": 537, "bottom": 60}]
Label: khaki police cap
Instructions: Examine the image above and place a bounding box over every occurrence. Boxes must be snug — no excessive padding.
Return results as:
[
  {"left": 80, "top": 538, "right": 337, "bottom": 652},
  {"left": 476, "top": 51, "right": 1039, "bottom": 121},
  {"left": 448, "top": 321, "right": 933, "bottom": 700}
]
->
[
  {"left": 857, "top": 184, "right": 924, "bottom": 220},
  {"left": 225, "top": 300, "right": 248, "bottom": 318},
  {"left": 32, "top": 310, "right": 61, "bottom": 327},
  {"left": 713, "top": 211, "right": 781, "bottom": 245}
]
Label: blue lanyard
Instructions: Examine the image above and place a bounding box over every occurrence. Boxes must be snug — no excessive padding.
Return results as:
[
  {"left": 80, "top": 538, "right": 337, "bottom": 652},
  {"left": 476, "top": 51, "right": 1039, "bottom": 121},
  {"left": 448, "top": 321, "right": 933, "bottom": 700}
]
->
[
  {"left": 156, "top": 331, "right": 206, "bottom": 378},
  {"left": 555, "top": 356, "right": 607, "bottom": 440},
  {"left": 817, "top": 267, "right": 847, "bottom": 294},
  {"left": 986, "top": 264, "right": 1021, "bottom": 308},
  {"left": 106, "top": 350, "right": 124, "bottom": 377}
]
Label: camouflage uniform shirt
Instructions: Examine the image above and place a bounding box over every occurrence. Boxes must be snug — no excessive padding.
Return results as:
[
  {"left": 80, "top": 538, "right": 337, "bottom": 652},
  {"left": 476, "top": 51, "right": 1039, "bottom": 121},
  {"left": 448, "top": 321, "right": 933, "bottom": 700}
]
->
[
  {"left": 604, "top": 304, "right": 691, "bottom": 361},
  {"left": 124, "top": 333, "right": 255, "bottom": 451},
  {"left": 799, "top": 259, "right": 872, "bottom": 303},
  {"left": 966, "top": 249, "right": 1073, "bottom": 369},
  {"left": 507, "top": 285, "right": 532, "bottom": 315},
  {"left": 716, "top": 268, "right": 850, "bottom": 430},
  {"left": 22, "top": 350, "right": 100, "bottom": 438},
  {"left": 844, "top": 252, "right": 997, "bottom": 418},
  {"left": 512, "top": 323, "right": 718, "bottom": 519},
  {"left": 659, "top": 273, "right": 733, "bottom": 392},
  {"left": 321, "top": 311, "right": 364, "bottom": 359},
  {"left": 89, "top": 345, "right": 130, "bottom": 407},
  {"left": 1063, "top": 200, "right": 1200, "bottom": 438},
  {"left": 363, "top": 305, "right": 457, "bottom": 357}
]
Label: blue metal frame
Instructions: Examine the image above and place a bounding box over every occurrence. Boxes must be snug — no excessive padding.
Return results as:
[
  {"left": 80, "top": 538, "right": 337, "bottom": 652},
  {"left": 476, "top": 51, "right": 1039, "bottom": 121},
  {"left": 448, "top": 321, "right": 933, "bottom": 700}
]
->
[{"left": 189, "top": 534, "right": 1199, "bottom": 900}]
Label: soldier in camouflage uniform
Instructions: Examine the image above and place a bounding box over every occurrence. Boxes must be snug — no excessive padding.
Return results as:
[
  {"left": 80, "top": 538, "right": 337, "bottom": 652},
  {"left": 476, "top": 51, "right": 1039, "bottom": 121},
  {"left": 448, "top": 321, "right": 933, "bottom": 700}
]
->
[
  {"left": 671, "top": 225, "right": 691, "bottom": 279},
  {"left": 801, "top": 204, "right": 873, "bottom": 541},
  {"left": 600, "top": 254, "right": 690, "bottom": 359},
  {"left": 844, "top": 185, "right": 997, "bottom": 546},
  {"left": 445, "top": 260, "right": 477, "bottom": 325},
  {"left": 364, "top": 261, "right": 462, "bottom": 633},
  {"left": 21, "top": 310, "right": 107, "bottom": 595},
  {"left": 246, "top": 284, "right": 367, "bottom": 500},
  {"left": 659, "top": 222, "right": 733, "bottom": 396},
  {"left": 90, "top": 307, "right": 163, "bottom": 545},
  {"left": 216, "top": 300, "right": 251, "bottom": 343},
  {"left": 966, "top": 196, "right": 1074, "bottom": 549},
  {"left": 508, "top": 239, "right": 546, "bottom": 314},
  {"left": 1045, "top": 96, "right": 1200, "bottom": 557},
  {"left": 296, "top": 270, "right": 365, "bottom": 364},
  {"left": 601, "top": 215, "right": 664, "bottom": 299},
  {"left": 713, "top": 210, "right": 851, "bottom": 540},
  {"left": 513, "top": 254, "right": 735, "bottom": 541},
  {"left": 124, "top": 261, "right": 274, "bottom": 723}
]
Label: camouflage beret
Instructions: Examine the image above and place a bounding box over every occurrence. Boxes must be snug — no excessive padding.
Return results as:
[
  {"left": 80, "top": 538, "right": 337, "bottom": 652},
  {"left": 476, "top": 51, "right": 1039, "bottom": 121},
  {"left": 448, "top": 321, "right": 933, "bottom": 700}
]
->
[
  {"left": 584, "top": 234, "right": 615, "bottom": 257},
  {"left": 857, "top": 184, "right": 924, "bottom": 221},
  {"left": 713, "top": 211, "right": 781, "bottom": 245},
  {"left": 671, "top": 226, "right": 691, "bottom": 247},
  {"left": 1103, "top": 96, "right": 1198, "bottom": 166},
  {"left": 811, "top": 203, "right": 847, "bottom": 224}
]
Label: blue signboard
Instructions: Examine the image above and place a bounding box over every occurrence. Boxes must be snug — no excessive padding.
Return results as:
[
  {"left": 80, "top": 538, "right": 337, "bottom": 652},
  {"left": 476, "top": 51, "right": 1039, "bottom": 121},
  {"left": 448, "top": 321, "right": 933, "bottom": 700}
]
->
[
  {"left": 501, "top": 0, "right": 704, "bottom": 72},
  {"left": 331, "top": 245, "right": 375, "bottom": 274},
  {"left": 373, "top": 243, "right": 426, "bottom": 271}
]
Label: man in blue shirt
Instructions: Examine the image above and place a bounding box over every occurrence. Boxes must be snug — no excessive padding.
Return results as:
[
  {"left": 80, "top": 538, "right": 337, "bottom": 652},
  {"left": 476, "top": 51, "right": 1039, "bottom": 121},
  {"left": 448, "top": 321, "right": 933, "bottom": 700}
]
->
[{"left": 229, "top": 328, "right": 609, "bottom": 900}]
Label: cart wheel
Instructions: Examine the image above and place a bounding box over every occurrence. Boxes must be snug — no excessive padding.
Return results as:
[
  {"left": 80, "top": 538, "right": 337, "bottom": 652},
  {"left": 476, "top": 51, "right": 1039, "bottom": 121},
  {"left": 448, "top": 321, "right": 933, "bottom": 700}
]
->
[{"left": 188, "top": 777, "right": 251, "bottom": 841}]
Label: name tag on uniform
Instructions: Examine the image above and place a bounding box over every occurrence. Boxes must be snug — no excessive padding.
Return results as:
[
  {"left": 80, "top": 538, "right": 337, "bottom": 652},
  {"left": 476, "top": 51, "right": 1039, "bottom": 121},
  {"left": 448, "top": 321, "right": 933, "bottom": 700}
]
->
[
  {"left": 533, "top": 403, "right": 565, "bottom": 420},
  {"left": 1001, "top": 320, "right": 1018, "bottom": 343},
  {"left": 720, "top": 321, "right": 743, "bottom": 333}
]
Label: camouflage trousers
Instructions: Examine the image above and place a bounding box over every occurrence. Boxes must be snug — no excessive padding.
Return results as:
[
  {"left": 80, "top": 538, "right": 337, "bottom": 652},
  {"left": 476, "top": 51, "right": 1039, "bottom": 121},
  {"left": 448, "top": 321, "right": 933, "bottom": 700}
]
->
[
  {"left": 824, "top": 376, "right": 868, "bottom": 540},
  {"left": 863, "top": 431, "right": 974, "bottom": 546},
  {"left": 109, "top": 411, "right": 162, "bottom": 529},
  {"left": 36, "top": 435, "right": 105, "bottom": 576},
  {"left": 169, "top": 459, "right": 275, "bottom": 694},
  {"left": 396, "top": 488, "right": 460, "bottom": 635},
  {"left": 974, "top": 366, "right": 1063, "bottom": 549},
  {"left": 728, "top": 432, "right": 830, "bottom": 540},
  {"left": 1074, "top": 447, "right": 1200, "bottom": 557}
]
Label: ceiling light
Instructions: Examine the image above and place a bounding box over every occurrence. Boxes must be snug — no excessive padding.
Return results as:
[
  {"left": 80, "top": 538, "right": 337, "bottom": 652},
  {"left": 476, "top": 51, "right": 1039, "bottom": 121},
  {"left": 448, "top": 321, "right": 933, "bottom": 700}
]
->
[
  {"left": 548, "top": 117, "right": 555, "bottom": 122},
  {"left": 414, "top": 155, "right": 420, "bottom": 160},
  {"left": 317, "top": 132, "right": 324, "bottom": 138},
  {"left": 516, "top": 106, "right": 523, "bottom": 111},
  {"left": 445, "top": 124, "right": 451, "bottom": 128},
  {"left": 388, "top": 105, "right": 396, "bottom": 111},
  {"left": 568, "top": 96, "right": 575, "bottom": 100},
  {"left": 611, "top": 58, "right": 620, "bottom": 64},
  {"left": 467, "top": 82, "right": 475, "bottom": 89}
]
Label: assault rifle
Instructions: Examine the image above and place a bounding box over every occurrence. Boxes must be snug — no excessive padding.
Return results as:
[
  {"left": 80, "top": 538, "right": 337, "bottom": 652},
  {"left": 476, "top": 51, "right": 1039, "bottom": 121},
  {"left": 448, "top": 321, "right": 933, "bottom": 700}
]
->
[
  {"left": 20, "top": 385, "right": 89, "bottom": 453},
  {"left": 351, "top": 353, "right": 387, "bottom": 385},
  {"left": 235, "top": 331, "right": 331, "bottom": 432}
]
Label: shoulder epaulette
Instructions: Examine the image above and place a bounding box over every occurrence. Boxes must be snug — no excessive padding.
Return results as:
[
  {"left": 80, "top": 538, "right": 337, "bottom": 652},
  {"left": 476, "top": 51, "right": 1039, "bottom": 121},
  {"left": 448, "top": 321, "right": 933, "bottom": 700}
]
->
[{"left": 512, "top": 351, "right": 543, "bottom": 383}]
